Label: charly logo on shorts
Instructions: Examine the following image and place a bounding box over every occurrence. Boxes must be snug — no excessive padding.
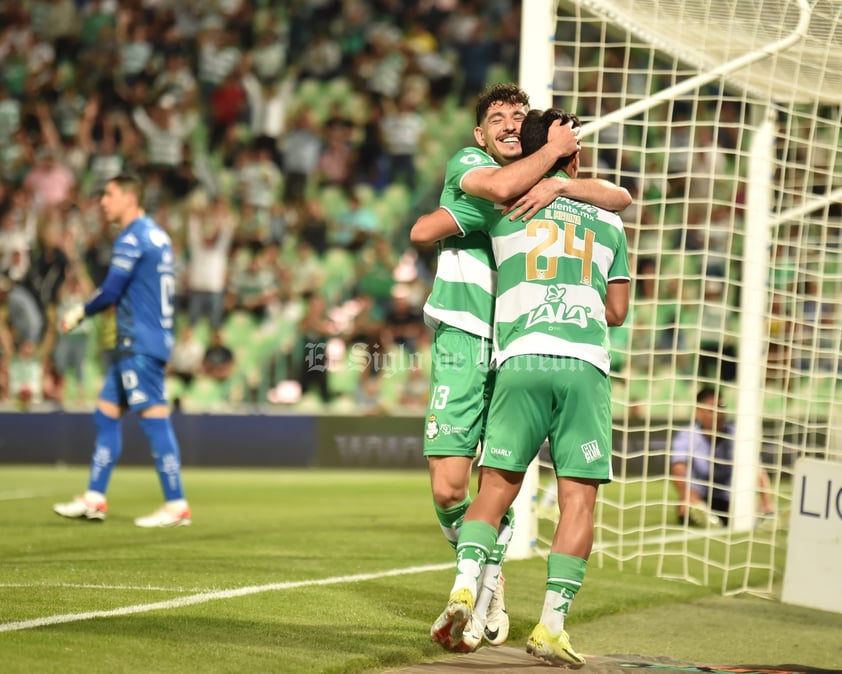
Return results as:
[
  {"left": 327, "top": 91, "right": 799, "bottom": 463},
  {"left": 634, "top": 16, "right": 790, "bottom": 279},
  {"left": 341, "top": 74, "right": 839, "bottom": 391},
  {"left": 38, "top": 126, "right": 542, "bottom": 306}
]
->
[
  {"left": 580, "top": 440, "right": 602, "bottom": 463},
  {"left": 426, "top": 415, "right": 439, "bottom": 440}
]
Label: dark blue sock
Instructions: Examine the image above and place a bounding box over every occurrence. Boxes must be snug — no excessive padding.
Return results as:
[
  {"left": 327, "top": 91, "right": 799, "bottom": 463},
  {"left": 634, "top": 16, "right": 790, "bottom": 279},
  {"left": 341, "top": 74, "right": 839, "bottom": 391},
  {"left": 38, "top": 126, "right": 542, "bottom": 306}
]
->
[
  {"left": 88, "top": 410, "right": 123, "bottom": 494},
  {"left": 139, "top": 417, "right": 185, "bottom": 501}
]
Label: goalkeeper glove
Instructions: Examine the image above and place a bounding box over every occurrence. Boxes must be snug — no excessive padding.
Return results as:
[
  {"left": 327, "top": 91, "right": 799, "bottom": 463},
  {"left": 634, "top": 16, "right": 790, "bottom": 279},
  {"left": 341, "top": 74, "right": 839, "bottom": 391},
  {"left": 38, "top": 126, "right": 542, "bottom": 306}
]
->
[{"left": 61, "top": 304, "right": 86, "bottom": 333}]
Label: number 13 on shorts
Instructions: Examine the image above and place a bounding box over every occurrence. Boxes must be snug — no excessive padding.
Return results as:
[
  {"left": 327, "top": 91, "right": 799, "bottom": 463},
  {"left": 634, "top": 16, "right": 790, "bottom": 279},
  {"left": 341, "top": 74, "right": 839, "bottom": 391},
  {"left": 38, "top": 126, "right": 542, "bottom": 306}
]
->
[{"left": 431, "top": 384, "right": 451, "bottom": 410}]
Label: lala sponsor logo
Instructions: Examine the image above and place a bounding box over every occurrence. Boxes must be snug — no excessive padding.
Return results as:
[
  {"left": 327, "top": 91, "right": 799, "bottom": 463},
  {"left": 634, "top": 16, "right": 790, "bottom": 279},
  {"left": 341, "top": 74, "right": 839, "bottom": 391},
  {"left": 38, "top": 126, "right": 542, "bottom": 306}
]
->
[{"left": 525, "top": 285, "right": 590, "bottom": 330}]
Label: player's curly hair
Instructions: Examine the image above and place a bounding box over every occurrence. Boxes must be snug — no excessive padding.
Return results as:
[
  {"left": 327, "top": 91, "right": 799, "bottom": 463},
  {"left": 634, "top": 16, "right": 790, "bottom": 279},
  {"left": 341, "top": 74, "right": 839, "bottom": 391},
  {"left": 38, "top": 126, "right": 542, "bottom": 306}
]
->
[
  {"left": 521, "top": 108, "right": 581, "bottom": 173},
  {"left": 475, "top": 83, "right": 530, "bottom": 126}
]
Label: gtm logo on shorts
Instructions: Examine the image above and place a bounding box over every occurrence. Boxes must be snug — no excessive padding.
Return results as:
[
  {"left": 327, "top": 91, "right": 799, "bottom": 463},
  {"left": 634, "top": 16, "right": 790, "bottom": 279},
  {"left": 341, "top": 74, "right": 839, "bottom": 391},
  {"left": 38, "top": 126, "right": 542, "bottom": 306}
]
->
[{"left": 580, "top": 440, "right": 602, "bottom": 463}]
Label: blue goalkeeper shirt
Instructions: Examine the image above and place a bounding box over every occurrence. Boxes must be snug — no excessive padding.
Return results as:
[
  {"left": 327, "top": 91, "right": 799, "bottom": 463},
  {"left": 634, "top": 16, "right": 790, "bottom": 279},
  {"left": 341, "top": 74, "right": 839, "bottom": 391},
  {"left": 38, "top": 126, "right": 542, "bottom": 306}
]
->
[{"left": 84, "top": 215, "right": 176, "bottom": 363}]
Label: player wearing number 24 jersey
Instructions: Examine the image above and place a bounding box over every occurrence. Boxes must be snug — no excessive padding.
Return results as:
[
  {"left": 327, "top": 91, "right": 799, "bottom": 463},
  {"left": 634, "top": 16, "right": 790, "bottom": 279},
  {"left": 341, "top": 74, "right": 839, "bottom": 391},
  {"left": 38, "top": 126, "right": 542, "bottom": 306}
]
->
[
  {"left": 414, "top": 107, "right": 630, "bottom": 667},
  {"left": 53, "top": 173, "right": 191, "bottom": 529},
  {"left": 413, "top": 84, "right": 631, "bottom": 654}
]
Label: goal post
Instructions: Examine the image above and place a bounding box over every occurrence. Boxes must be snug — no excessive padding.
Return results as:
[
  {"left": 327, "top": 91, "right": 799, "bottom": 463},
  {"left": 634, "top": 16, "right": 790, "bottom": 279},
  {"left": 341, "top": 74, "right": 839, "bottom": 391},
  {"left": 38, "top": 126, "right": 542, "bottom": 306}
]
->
[{"left": 516, "top": 0, "right": 842, "bottom": 595}]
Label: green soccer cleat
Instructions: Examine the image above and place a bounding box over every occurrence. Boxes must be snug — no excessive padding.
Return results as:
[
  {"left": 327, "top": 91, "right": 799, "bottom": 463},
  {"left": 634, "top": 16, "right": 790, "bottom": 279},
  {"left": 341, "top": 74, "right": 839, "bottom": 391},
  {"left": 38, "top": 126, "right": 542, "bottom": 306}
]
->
[
  {"left": 430, "top": 588, "right": 474, "bottom": 652},
  {"left": 526, "top": 623, "right": 586, "bottom": 668}
]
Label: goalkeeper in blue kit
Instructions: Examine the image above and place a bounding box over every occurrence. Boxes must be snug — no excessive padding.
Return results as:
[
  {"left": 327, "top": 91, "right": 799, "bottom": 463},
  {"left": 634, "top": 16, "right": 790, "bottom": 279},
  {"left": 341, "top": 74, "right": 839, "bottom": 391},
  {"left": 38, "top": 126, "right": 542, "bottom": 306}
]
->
[{"left": 54, "top": 173, "right": 191, "bottom": 528}]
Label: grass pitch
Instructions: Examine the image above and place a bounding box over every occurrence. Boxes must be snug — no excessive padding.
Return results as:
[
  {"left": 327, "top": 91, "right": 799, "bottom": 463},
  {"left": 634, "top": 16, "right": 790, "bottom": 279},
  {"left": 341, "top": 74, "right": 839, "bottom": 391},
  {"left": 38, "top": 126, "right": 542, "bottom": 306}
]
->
[{"left": 1, "top": 466, "right": 840, "bottom": 673}]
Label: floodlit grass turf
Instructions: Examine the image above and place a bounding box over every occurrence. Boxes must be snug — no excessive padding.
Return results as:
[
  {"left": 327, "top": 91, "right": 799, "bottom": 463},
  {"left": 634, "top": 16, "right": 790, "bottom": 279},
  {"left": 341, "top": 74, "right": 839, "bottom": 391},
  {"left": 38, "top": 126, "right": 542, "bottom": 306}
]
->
[{"left": 1, "top": 466, "right": 840, "bottom": 673}]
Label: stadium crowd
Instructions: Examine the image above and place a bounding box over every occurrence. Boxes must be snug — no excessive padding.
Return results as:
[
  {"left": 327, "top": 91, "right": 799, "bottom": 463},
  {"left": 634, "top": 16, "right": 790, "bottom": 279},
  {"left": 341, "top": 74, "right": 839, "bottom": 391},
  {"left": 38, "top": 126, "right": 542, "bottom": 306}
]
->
[
  {"left": 0, "top": 0, "right": 521, "bottom": 412},
  {"left": 1, "top": 1, "right": 827, "bottom": 417}
]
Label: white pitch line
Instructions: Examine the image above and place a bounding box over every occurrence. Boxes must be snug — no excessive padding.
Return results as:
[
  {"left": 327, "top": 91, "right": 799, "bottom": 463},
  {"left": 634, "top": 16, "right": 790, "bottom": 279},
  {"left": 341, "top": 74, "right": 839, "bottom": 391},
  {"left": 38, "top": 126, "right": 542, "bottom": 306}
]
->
[
  {"left": 0, "top": 490, "right": 45, "bottom": 501},
  {"left": 0, "top": 583, "right": 209, "bottom": 593},
  {"left": 0, "top": 562, "right": 452, "bottom": 633}
]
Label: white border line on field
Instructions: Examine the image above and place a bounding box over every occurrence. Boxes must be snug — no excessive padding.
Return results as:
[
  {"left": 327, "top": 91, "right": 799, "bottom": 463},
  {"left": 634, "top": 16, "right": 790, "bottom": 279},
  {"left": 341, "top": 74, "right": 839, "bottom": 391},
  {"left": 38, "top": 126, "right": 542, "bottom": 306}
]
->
[
  {"left": 0, "top": 583, "right": 208, "bottom": 592},
  {"left": 0, "top": 562, "right": 452, "bottom": 633}
]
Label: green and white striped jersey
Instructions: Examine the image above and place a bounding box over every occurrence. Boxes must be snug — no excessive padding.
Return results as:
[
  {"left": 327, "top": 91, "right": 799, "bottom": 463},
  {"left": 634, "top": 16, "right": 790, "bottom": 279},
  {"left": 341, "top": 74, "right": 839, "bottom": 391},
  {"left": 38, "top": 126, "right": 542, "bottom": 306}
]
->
[
  {"left": 423, "top": 147, "right": 500, "bottom": 339},
  {"left": 451, "top": 173, "right": 630, "bottom": 373}
]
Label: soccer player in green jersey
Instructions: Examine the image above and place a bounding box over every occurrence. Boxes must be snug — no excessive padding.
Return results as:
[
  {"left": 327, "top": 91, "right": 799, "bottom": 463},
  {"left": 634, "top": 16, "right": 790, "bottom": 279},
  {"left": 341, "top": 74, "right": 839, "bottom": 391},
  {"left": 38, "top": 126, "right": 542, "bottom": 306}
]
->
[
  {"left": 414, "top": 84, "right": 631, "bottom": 653},
  {"left": 413, "top": 107, "right": 631, "bottom": 667}
]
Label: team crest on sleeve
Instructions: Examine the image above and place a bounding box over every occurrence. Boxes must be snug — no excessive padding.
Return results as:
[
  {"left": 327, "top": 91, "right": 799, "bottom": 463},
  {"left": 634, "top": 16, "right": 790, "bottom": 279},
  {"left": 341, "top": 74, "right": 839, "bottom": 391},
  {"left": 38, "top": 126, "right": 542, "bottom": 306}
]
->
[{"left": 426, "top": 415, "right": 439, "bottom": 440}]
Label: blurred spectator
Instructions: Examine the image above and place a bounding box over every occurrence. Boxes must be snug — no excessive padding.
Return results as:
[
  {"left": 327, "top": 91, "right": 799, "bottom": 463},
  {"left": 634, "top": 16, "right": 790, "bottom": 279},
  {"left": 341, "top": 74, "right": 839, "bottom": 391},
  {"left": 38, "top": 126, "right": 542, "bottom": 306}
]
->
[
  {"left": 79, "top": 98, "right": 134, "bottom": 193},
  {"left": 28, "top": 211, "right": 70, "bottom": 311},
  {"left": 152, "top": 49, "right": 198, "bottom": 107},
  {"left": 131, "top": 95, "right": 197, "bottom": 189},
  {"left": 353, "top": 94, "right": 388, "bottom": 189},
  {"left": 39, "top": 0, "right": 79, "bottom": 64},
  {"left": 443, "top": 4, "right": 494, "bottom": 104},
  {"left": 208, "top": 68, "right": 248, "bottom": 150},
  {"left": 298, "top": 32, "right": 342, "bottom": 81},
  {"left": 0, "top": 275, "right": 44, "bottom": 348},
  {"left": 41, "top": 264, "right": 94, "bottom": 406},
  {"left": 202, "top": 328, "right": 235, "bottom": 382},
  {"left": 380, "top": 95, "right": 426, "bottom": 191},
  {"left": 0, "top": 201, "right": 33, "bottom": 283},
  {"left": 251, "top": 25, "right": 288, "bottom": 82},
  {"left": 226, "top": 246, "right": 280, "bottom": 322},
  {"left": 287, "top": 239, "right": 327, "bottom": 297},
  {"left": 355, "top": 234, "right": 397, "bottom": 315},
  {"left": 381, "top": 284, "right": 424, "bottom": 353},
  {"left": 117, "top": 16, "right": 153, "bottom": 87},
  {"left": 0, "top": 83, "right": 22, "bottom": 143},
  {"left": 399, "top": 364, "right": 430, "bottom": 413},
  {"left": 355, "top": 369, "right": 389, "bottom": 416},
  {"left": 317, "top": 114, "right": 357, "bottom": 195},
  {"left": 296, "top": 292, "right": 338, "bottom": 403},
  {"left": 80, "top": 0, "right": 116, "bottom": 49},
  {"left": 332, "top": 191, "right": 377, "bottom": 249},
  {"left": 695, "top": 278, "right": 738, "bottom": 382},
  {"left": 235, "top": 143, "right": 282, "bottom": 245},
  {"left": 242, "top": 65, "right": 297, "bottom": 165},
  {"left": 168, "top": 323, "right": 206, "bottom": 386},
  {"left": 197, "top": 20, "right": 242, "bottom": 102},
  {"left": 186, "top": 194, "right": 235, "bottom": 331},
  {"left": 23, "top": 148, "right": 77, "bottom": 213},
  {"left": 8, "top": 338, "right": 43, "bottom": 411},
  {"left": 296, "top": 197, "right": 329, "bottom": 255},
  {"left": 281, "top": 108, "right": 322, "bottom": 205}
]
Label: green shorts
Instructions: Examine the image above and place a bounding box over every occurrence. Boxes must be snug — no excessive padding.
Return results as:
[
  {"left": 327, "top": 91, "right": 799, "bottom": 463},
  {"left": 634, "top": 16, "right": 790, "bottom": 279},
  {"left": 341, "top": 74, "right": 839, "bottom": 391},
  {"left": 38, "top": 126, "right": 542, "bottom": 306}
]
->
[
  {"left": 479, "top": 355, "right": 613, "bottom": 482},
  {"left": 423, "top": 326, "right": 495, "bottom": 457}
]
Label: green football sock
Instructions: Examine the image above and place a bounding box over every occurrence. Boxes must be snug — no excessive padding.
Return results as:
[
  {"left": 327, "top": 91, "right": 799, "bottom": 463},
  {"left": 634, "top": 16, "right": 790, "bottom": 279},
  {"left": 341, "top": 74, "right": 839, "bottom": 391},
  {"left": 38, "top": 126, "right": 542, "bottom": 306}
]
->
[
  {"left": 434, "top": 496, "right": 471, "bottom": 550},
  {"left": 451, "top": 520, "right": 498, "bottom": 596},
  {"left": 540, "top": 553, "right": 587, "bottom": 632},
  {"left": 488, "top": 507, "right": 515, "bottom": 565}
]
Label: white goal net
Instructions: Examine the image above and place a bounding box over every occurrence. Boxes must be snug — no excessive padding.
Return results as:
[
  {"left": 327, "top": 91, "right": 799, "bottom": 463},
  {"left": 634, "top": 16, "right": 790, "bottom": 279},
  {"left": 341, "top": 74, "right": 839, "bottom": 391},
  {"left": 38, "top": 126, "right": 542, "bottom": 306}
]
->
[{"left": 522, "top": 0, "right": 842, "bottom": 595}]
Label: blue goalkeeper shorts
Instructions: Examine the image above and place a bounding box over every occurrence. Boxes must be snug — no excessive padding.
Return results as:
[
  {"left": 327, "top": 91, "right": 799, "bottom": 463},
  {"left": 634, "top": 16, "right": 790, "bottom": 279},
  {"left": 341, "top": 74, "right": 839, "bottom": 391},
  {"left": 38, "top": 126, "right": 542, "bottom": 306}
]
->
[{"left": 99, "top": 353, "right": 169, "bottom": 412}]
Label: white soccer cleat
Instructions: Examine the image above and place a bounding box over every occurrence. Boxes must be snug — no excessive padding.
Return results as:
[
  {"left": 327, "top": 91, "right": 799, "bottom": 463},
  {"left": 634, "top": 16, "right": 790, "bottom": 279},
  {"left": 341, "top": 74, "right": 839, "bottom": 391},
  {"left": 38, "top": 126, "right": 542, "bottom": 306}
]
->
[
  {"left": 687, "top": 504, "right": 723, "bottom": 528},
  {"left": 483, "top": 573, "right": 509, "bottom": 645},
  {"left": 54, "top": 496, "right": 107, "bottom": 521},
  {"left": 459, "top": 617, "right": 484, "bottom": 652},
  {"left": 134, "top": 504, "right": 192, "bottom": 528}
]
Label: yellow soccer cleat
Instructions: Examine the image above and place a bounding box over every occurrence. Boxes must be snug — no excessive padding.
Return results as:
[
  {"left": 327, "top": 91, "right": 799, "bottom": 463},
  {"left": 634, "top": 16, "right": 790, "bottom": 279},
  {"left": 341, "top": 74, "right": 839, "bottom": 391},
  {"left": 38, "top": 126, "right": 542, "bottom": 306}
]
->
[
  {"left": 430, "top": 588, "right": 474, "bottom": 652},
  {"left": 526, "top": 622, "right": 586, "bottom": 668}
]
